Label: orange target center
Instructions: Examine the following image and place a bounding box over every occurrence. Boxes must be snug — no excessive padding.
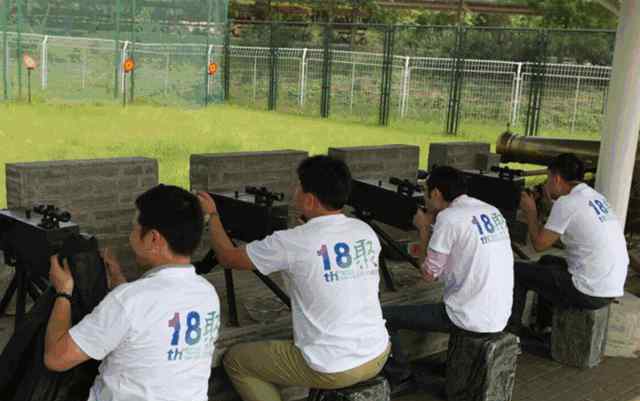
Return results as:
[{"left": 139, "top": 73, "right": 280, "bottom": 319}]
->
[
  {"left": 123, "top": 58, "right": 135, "bottom": 73},
  {"left": 23, "top": 54, "right": 37, "bottom": 70},
  {"left": 208, "top": 63, "right": 218, "bottom": 76}
]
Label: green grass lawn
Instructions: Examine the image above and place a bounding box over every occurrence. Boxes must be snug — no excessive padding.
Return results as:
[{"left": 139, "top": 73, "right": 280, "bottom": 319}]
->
[{"left": 0, "top": 102, "right": 599, "bottom": 208}]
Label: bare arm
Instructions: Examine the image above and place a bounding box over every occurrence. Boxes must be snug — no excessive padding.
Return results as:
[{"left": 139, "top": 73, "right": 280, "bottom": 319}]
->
[
  {"left": 198, "top": 192, "right": 255, "bottom": 271},
  {"left": 521, "top": 192, "right": 560, "bottom": 252},
  {"left": 44, "top": 256, "right": 90, "bottom": 372}
]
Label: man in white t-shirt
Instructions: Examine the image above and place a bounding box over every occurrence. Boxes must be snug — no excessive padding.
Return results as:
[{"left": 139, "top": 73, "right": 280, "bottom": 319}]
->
[
  {"left": 383, "top": 166, "right": 514, "bottom": 384},
  {"left": 512, "top": 153, "right": 628, "bottom": 332},
  {"left": 45, "top": 184, "right": 220, "bottom": 401},
  {"left": 197, "top": 155, "right": 390, "bottom": 401}
]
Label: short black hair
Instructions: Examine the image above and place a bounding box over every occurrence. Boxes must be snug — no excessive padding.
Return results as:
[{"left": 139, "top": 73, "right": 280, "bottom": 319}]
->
[
  {"left": 548, "top": 153, "right": 585, "bottom": 182},
  {"left": 427, "top": 166, "right": 467, "bottom": 202},
  {"left": 297, "top": 155, "right": 352, "bottom": 210},
  {"left": 135, "top": 184, "right": 204, "bottom": 257}
]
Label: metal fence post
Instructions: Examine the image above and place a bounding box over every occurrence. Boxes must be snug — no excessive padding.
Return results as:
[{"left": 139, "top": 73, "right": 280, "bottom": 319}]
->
[
  {"left": 524, "top": 30, "right": 548, "bottom": 136},
  {"left": 113, "top": 0, "right": 122, "bottom": 99},
  {"left": 320, "top": 23, "right": 333, "bottom": 119},
  {"left": 223, "top": 20, "right": 231, "bottom": 101},
  {"left": 16, "top": 0, "right": 23, "bottom": 99},
  {"left": 268, "top": 22, "right": 278, "bottom": 111},
  {"left": 446, "top": 26, "right": 465, "bottom": 135},
  {"left": 299, "top": 48, "right": 307, "bottom": 107},
  {"left": 1, "top": 0, "right": 7, "bottom": 100},
  {"left": 378, "top": 26, "right": 395, "bottom": 126}
]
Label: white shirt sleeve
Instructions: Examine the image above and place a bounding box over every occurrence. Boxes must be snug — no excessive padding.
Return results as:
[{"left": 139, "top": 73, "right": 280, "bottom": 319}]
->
[
  {"left": 69, "top": 290, "right": 131, "bottom": 361},
  {"left": 429, "top": 214, "right": 456, "bottom": 255},
  {"left": 246, "top": 230, "right": 293, "bottom": 275},
  {"left": 545, "top": 198, "right": 574, "bottom": 235}
]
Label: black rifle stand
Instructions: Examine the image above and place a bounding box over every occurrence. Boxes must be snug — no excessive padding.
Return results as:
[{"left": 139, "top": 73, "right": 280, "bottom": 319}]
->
[
  {"left": 0, "top": 262, "right": 46, "bottom": 327},
  {"left": 357, "top": 215, "right": 421, "bottom": 292},
  {"left": 223, "top": 239, "right": 291, "bottom": 327}
]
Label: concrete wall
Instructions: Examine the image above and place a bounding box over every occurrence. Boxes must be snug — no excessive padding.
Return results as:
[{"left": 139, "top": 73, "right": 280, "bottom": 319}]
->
[{"left": 5, "top": 157, "right": 158, "bottom": 278}]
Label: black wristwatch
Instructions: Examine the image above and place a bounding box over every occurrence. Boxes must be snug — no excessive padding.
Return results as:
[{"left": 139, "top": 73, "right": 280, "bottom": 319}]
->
[{"left": 55, "top": 292, "right": 73, "bottom": 303}]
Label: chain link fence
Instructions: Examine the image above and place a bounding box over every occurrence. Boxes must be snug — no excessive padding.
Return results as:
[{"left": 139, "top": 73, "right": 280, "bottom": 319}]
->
[{"left": 2, "top": 9, "right": 616, "bottom": 136}]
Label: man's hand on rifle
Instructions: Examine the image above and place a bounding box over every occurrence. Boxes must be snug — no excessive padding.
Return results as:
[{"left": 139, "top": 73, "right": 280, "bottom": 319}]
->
[
  {"left": 101, "top": 248, "right": 127, "bottom": 289},
  {"left": 49, "top": 255, "right": 74, "bottom": 295},
  {"left": 197, "top": 191, "right": 218, "bottom": 217},
  {"left": 520, "top": 191, "right": 537, "bottom": 216},
  {"left": 413, "top": 208, "right": 434, "bottom": 231}
]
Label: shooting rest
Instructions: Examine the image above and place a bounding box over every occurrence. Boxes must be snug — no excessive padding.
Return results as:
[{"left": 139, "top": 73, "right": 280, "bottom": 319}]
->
[
  {"left": 0, "top": 207, "right": 79, "bottom": 326},
  {"left": 347, "top": 178, "right": 425, "bottom": 291},
  {"left": 197, "top": 188, "right": 292, "bottom": 327}
]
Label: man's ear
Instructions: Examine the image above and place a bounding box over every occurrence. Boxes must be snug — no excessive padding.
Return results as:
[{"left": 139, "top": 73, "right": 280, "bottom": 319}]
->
[{"left": 304, "top": 192, "right": 316, "bottom": 210}]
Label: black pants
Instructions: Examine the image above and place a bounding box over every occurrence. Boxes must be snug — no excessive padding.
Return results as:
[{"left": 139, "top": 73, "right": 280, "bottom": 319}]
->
[
  {"left": 382, "top": 303, "right": 453, "bottom": 366},
  {"left": 511, "top": 255, "right": 612, "bottom": 328}
]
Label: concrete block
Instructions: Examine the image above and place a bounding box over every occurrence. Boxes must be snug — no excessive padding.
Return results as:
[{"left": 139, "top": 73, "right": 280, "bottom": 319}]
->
[
  {"left": 605, "top": 292, "right": 640, "bottom": 358},
  {"left": 190, "top": 150, "right": 308, "bottom": 202},
  {"left": 5, "top": 157, "right": 158, "bottom": 276},
  {"left": 328, "top": 145, "right": 420, "bottom": 182},
  {"left": 428, "top": 142, "right": 490, "bottom": 171},
  {"left": 476, "top": 153, "right": 502, "bottom": 172},
  {"left": 309, "top": 376, "right": 390, "bottom": 401},
  {"left": 446, "top": 331, "right": 520, "bottom": 401},
  {"left": 552, "top": 305, "right": 610, "bottom": 368}
]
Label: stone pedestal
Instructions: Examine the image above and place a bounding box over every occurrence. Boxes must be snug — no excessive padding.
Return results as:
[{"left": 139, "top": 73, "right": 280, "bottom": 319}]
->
[
  {"left": 551, "top": 306, "right": 610, "bottom": 368},
  {"left": 428, "top": 142, "right": 490, "bottom": 171},
  {"left": 446, "top": 331, "right": 520, "bottom": 401},
  {"left": 308, "top": 375, "right": 390, "bottom": 401}
]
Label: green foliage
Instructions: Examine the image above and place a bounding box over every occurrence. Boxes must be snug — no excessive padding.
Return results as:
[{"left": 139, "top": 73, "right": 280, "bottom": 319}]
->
[{"left": 527, "top": 0, "right": 618, "bottom": 29}]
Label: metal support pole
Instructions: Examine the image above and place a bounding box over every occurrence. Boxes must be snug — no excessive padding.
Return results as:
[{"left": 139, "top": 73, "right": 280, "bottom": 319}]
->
[
  {"left": 511, "top": 62, "right": 522, "bottom": 126},
  {"left": 16, "top": 0, "right": 23, "bottom": 99},
  {"left": 120, "top": 40, "right": 129, "bottom": 94},
  {"left": 41, "top": 35, "right": 48, "bottom": 89},
  {"left": 250, "top": 54, "right": 257, "bottom": 104},
  {"left": 400, "top": 56, "right": 410, "bottom": 118},
  {"left": 299, "top": 48, "right": 307, "bottom": 107},
  {"left": 595, "top": 0, "right": 640, "bottom": 228},
  {"left": 113, "top": 0, "right": 121, "bottom": 99},
  {"left": 224, "top": 269, "right": 239, "bottom": 327},
  {"left": 350, "top": 59, "right": 356, "bottom": 112},
  {"left": 1, "top": 0, "right": 7, "bottom": 100},
  {"left": 164, "top": 53, "right": 170, "bottom": 97},
  {"left": 571, "top": 76, "right": 581, "bottom": 134},
  {"left": 206, "top": 44, "right": 214, "bottom": 104},
  {"left": 81, "top": 47, "right": 87, "bottom": 89}
]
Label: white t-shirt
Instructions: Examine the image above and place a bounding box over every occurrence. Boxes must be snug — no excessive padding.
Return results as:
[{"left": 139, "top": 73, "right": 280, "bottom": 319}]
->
[
  {"left": 246, "top": 214, "right": 389, "bottom": 374},
  {"left": 429, "top": 195, "right": 514, "bottom": 333},
  {"left": 70, "top": 265, "right": 220, "bottom": 401},
  {"left": 545, "top": 183, "right": 628, "bottom": 297}
]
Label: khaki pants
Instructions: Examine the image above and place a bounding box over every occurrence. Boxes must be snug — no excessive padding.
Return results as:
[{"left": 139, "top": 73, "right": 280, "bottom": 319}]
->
[{"left": 223, "top": 340, "right": 390, "bottom": 401}]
